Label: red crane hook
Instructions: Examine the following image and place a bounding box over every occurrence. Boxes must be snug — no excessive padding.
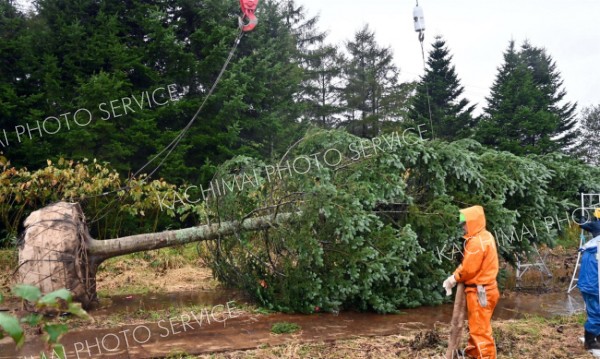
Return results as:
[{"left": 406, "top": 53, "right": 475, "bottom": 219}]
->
[{"left": 239, "top": 0, "right": 259, "bottom": 32}]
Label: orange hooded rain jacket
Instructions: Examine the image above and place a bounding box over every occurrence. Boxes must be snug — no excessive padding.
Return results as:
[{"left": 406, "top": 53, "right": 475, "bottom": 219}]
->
[{"left": 454, "top": 205, "right": 500, "bottom": 359}]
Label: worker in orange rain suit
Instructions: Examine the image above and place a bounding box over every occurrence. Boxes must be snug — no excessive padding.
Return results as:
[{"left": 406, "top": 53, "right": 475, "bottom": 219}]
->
[{"left": 443, "top": 205, "right": 500, "bottom": 359}]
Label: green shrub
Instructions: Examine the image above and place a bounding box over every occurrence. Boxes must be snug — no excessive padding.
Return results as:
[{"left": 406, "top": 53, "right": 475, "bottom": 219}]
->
[
  {"left": 0, "top": 285, "right": 90, "bottom": 358},
  {"left": 0, "top": 158, "right": 208, "bottom": 244}
]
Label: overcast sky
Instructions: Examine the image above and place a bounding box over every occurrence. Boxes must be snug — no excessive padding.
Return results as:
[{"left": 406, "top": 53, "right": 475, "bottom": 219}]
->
[
  {"left": 298, "top": 0, "right": 600, "bottom": 115},
  {"left": 15, "top": 0, "right": 599, "bottom": 116}
]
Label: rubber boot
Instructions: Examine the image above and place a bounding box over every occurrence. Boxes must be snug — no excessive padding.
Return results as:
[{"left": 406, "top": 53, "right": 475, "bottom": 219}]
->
[{"left": 585, "top": 331, "right": 600, "bottom": 350}]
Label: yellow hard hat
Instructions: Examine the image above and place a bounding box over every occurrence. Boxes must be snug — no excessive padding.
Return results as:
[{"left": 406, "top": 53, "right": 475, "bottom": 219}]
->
[{"left": 595, "top": 208, "right": 600, "bottom": 219}]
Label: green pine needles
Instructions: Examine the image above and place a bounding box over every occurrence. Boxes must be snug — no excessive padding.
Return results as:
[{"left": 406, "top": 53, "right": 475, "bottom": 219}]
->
[{"left": 199, "top": 128, "right": 600, "bottom": 313}]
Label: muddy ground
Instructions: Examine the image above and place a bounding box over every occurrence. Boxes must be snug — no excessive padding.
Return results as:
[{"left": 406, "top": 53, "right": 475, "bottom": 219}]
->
[{"left": 0, "top": 243, "right": 595, "bottom": 358}]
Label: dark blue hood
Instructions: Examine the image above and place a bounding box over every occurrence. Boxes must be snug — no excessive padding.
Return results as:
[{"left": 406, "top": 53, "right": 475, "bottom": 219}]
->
[{"left": 581, "top": 219, "right": 600, "bottom": 238}]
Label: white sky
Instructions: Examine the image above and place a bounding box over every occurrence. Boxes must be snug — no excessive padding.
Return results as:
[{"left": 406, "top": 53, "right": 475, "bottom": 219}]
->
[{"left": 298, "top": 0, "right": 600, "bottom": 115}]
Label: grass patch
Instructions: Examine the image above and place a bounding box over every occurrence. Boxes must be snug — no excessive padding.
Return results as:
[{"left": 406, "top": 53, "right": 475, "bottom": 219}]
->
[
  {"left": 97, "top": 283, "right": 154, "bottom": 297},
  {"left": 253, "top": 307, "right": 276, "bottom": 315},
  {"left": 271, "top": 322, "right": 301, "bottom": 334},
  {"left": 0, "top": 248, "right": 17, "bottom": 288},
  {"left": 0, "top": 249, "right": 17, "bottom": 267},
  {"left": 164, "top": 351, "right": 194, "bottom": 359},
  {"left": 409, "top": 329, "right": 442, "bottom": 351},
  {"left": 523, "top": 313, "right": 586, "bottom": 326},
  {"left": 102, "top": 244, "right": 200, "bottom": 273},
  {"left": 494, "top": 327, "right": 518, "bottom": 356}
]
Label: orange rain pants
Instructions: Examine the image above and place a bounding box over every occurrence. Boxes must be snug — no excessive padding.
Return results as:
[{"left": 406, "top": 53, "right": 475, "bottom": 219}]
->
[{"left": 464, "top": 284, "right": 500, "bottom": 359}]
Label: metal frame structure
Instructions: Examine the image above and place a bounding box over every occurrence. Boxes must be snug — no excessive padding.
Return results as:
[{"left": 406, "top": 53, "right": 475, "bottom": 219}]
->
[{"left": 515, "top": 243, "right": 553, "bottom": 287}]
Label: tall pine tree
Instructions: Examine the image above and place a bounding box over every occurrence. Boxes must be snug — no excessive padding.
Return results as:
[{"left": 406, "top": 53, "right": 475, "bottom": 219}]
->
[
  {"left": 576, "top": 105, "right": 600, "bottom": 165},
  {"left": 282, "top": 1, "right": 345, "bottom": 128},
  {"left": 520, "top": 42, "right": 579, "bottom": 151},
  {"left": 342, "top": 25, "right": 400, "bottom": 138},
  {"left": 0, "top": 0, "right": 28, "bottom": 155},
  {"left": 408, "top": 36, "right": 475, "bottom": 140},
  {"left": 0, "top": 0, "right": 309, "bottom": 185},
  {"left": 477, "top": 40, "right": 578, "bottom": 155},
  {"left": 301, "top": 44, "right": 345, "bottom": 127}
]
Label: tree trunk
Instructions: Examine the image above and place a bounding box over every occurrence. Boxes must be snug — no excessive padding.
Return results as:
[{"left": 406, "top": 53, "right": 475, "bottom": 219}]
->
[
  {"left": 17, "top": 202, "right": 295, "bottom": 309},
  {"left": 87, "top": 212, "right": 295, "bottom": 259}
]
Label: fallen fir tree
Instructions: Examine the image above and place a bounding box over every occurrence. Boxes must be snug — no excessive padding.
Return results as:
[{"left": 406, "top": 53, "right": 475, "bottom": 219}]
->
[
  {"left": 17, "top": 202, "right": 296, "bottom": 308},
  {"left": 12, "top": 129, "right": 600, "bottom": 312}
]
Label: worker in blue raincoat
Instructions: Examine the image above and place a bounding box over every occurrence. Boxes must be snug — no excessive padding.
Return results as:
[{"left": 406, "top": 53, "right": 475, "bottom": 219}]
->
[{"left": 578, "top": 208, "right": 600, "bottom": 350}]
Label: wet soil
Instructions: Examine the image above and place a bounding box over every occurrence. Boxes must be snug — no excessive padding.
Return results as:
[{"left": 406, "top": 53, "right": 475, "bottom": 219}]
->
[
  {"left": 92, "top": 289, "right": 247, "bottom": 317},
  {"left": 95, "top": 289, "right": 584, "bottom": 320},
  {"left": 0, "top": 289, "right": 586, "bottom": 359},
  {"left": 0, "top": 246, "right": 590, "bottom": 358}
]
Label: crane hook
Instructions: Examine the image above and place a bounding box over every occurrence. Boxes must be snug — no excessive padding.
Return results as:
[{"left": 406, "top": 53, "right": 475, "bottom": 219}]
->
[{"left": 239, "top": 0, "right": 259, "bottom": 32}]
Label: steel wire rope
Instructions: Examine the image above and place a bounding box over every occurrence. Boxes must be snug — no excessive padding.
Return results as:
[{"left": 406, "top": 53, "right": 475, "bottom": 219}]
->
[
  {"left": 418, "top": 32, "right": 435, "bottom": 140},
  {"left": 86, "top": 28, "right": 245, "bottom": 225}
]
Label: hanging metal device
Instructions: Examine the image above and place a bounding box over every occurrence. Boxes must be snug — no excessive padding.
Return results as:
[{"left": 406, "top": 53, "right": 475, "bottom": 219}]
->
[{"left": 413, "top": 2, "right": 425, "bottom": 42}]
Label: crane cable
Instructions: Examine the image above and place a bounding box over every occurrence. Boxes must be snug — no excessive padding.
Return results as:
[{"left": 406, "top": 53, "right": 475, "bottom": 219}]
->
[
  {"left": 86, "top": 28, "right": 245, "bottom": 225},
  {"left": 419, "top": 35, "right": 435, "bottom": 140},
  {"left": 415, "top": 0, "right": 435, "bottom": 139},
  {"left": 136, "top": 29, "right": 244, "bottom": 180}
]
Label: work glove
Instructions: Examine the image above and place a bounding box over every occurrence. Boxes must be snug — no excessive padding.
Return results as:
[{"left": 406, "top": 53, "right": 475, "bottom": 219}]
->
[{"left": 442, "top": 274, "right": 457, "bottom": 296}]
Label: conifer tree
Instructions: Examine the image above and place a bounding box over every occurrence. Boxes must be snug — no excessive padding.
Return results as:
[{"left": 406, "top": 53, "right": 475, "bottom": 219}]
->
[
  {"left": 408, "top": 36, "right": 475, "bottom": 140},
  {"left": 576, "top": 105, "right": 600, "bottom": 165},
  {"left": 477, "top": 40, "right": 579, "bottom": 155},
  {"left": 342, "top": 25, "right": 400, "bottom": 137},
  {"left": 0, "top": 0, "right": 309, "bottom": 185},
  {"left": 282, "top": 1, "right": 344, "bottom": 128},
  {"left": 0, "top": 0, "right": 28, "bottom": 150},
  {"left": 301, "top": 44, "right": 345, "bottom": 127}
]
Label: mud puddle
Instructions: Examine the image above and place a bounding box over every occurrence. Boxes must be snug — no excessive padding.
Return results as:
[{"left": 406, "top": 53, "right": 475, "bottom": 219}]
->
[
  {"left": 97, "top": 288, "right": 584, "bottom": 322},
  {"left": 93, "top": 289, "right": 247, "bottom": 316},
  {"left": 0, "top": 290, "right": 585, "bottom": 358}
]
